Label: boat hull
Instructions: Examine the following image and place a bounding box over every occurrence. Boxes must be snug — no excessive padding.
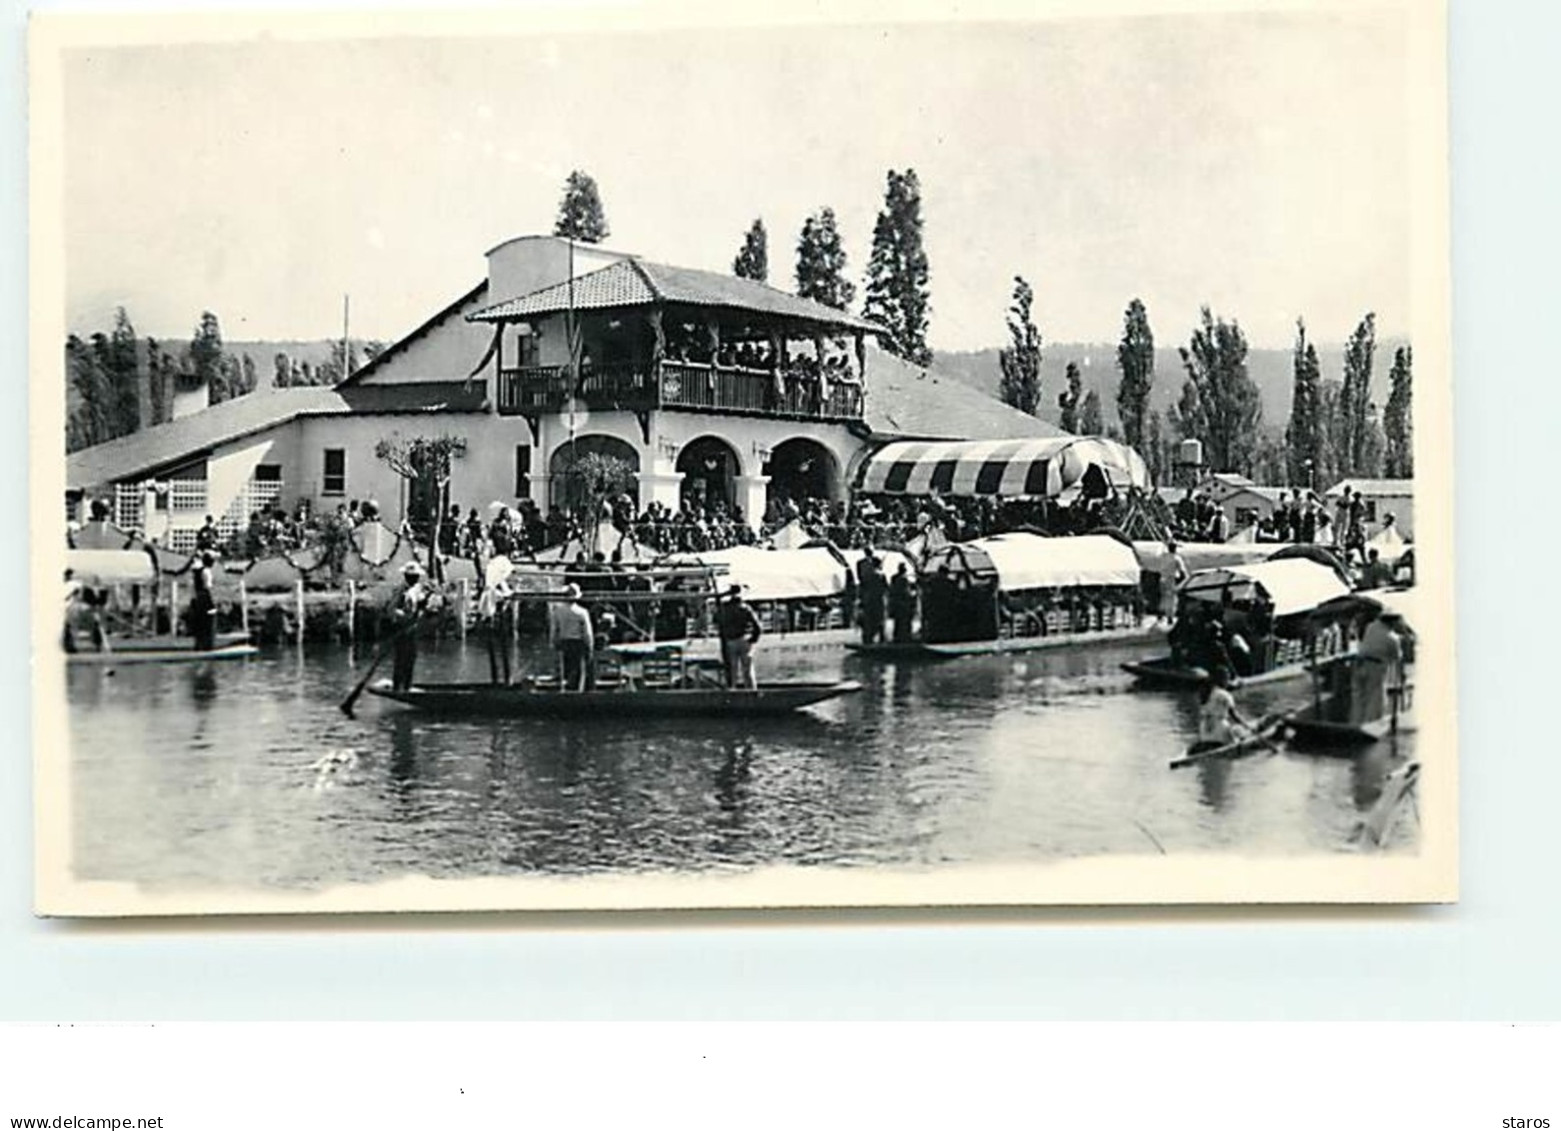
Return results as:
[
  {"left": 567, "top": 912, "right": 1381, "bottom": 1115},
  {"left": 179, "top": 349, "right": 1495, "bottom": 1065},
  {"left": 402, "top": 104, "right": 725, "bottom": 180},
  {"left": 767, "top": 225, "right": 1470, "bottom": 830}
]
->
[
  {"left": 920, "top": 623, "right": 1165, "bottom": 658},
  {"left": 67, "top": 642, "right": 259, "bottom": 665},
  {"left": 369, "top": 680, "right": 862, "bottom": 718},
  {"left": 1123, "top": 656, "right": 1320, "bottom": 690},
  {"left": 103, "top": 631, "right": 252, "bottom": 654},
  {"left": 1284, "top": 702, "right": 1414, "bottom": 750}
]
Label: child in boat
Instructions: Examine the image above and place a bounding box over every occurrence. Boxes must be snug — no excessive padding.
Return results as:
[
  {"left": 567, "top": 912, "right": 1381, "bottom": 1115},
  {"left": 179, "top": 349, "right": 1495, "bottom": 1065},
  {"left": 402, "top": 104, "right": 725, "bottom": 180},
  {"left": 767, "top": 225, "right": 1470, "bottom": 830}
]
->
[{"left": 1191, "top": 667, "right": 1253, "bottom": 754}]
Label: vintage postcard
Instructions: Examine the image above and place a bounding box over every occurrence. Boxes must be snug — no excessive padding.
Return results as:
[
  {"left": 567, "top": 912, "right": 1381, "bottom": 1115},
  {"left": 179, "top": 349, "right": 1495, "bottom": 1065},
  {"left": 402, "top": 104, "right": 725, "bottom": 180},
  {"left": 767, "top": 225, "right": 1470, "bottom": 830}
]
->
[{"left": 30, "top": 0, "right": 1456, "bottom": 915}]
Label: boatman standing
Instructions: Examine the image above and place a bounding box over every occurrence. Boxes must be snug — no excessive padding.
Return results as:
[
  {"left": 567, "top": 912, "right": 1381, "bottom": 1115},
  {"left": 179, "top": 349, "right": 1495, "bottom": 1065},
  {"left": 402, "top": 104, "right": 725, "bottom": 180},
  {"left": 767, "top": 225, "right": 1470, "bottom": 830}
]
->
[
  {"left": 388, "top": 560, "right": 437, "bottom": 693},
  {"left": 1156, "top": 541, "right": 1187, "bottom": 626},
  {"left": 550, "top": 583, "right": 595, "bottom": 692},
  {"left": 717, "top": 583, "right": 762, "bottom": 691}
]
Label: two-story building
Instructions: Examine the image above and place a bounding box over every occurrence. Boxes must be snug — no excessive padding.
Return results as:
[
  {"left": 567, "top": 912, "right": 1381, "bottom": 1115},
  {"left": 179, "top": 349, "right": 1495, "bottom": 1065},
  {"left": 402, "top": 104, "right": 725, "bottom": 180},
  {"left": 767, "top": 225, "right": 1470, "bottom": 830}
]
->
[{"left": 66, "top": 234, "right": 1064, "bottom": 551}]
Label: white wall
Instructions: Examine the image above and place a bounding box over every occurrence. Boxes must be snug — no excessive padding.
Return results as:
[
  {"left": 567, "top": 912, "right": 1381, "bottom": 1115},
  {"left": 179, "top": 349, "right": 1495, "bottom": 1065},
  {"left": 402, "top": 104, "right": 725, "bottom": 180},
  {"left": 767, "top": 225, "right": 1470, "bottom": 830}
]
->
[
  {"left": 363, "top": 286, "right": 495, "bottom": 385},
  {"left": 486, "top": 235, "right": 627, "bottom": 309}
]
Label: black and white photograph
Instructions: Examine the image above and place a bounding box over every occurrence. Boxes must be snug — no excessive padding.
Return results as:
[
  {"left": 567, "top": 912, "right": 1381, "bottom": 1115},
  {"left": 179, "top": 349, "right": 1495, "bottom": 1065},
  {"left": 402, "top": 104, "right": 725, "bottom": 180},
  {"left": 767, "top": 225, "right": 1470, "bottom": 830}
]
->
[{"left": 30, "top": 1, "right": 1455, "bottom": 915}]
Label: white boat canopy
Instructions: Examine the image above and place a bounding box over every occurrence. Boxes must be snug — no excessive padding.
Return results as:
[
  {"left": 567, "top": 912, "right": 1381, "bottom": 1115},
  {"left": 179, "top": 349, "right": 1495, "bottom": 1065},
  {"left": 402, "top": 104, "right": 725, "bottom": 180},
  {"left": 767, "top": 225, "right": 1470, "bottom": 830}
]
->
[
  {"left": 66, "top": 548, "right": 157, "bottom": 585},
  {"left": 923, "top": 533, "right": 1142, "bottom": 591},
  {"left": 857, "top": 436, "right": 1151, "bottom": 497},
  {"left": 1180, "top": 558, "right": 1352, "bottom": 618},
  {"left": 670, "top": 545, "right": 909, "bottom": 602}
]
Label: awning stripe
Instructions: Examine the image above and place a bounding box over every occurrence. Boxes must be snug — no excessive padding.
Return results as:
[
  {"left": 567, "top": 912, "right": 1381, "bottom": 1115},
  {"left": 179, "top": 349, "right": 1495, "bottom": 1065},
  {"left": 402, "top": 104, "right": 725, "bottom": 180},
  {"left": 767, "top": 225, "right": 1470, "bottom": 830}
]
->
[{"left": 858, "top": 436, "right": 1150, "bottom": 498}]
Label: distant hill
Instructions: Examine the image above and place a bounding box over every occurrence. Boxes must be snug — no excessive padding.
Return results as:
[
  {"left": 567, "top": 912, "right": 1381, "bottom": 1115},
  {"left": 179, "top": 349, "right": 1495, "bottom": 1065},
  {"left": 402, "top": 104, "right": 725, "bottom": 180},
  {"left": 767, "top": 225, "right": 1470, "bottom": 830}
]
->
[{"left": 934, "top": 340, "right": 1408, "bottom": 431}]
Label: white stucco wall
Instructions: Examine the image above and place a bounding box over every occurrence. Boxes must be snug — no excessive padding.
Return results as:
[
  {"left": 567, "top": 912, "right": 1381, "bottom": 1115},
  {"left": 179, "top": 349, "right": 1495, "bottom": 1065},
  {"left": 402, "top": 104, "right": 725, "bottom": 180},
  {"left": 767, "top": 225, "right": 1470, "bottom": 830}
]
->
[
  {"left": 362, "top": 286, "right": 495, "bottom": 386},
  {"left": 485, "top": 235, "right": 628, "bottom": 309}
]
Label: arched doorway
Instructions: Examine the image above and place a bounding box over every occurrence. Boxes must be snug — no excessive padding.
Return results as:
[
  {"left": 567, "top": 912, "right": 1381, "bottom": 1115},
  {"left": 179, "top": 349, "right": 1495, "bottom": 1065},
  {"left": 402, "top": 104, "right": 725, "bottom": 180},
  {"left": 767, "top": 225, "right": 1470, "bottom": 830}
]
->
[
  {"left": 766, "top": 438, "right": 840, "bottom": 513},
  {"left": 549, "top": 434, "right": 641, "bottom": 515},
  {"left": 675, "top": 436, "right": 741, "bottom": 513}
]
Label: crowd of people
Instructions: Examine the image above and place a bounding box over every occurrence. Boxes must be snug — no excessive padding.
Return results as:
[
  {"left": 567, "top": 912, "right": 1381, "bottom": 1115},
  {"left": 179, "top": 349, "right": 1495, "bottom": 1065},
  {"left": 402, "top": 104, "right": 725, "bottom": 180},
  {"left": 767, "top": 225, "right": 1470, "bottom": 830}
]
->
[{"left": 1167, "top": 484, "right": 1400, "bottom": 569}]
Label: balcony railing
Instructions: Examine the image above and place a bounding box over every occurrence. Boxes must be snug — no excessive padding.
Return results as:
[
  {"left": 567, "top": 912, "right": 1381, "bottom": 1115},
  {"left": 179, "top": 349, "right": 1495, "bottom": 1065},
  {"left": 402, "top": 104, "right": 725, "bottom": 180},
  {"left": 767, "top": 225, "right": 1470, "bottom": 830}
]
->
[{"left": 496, "top": 360, "right": 864, "bottom": 422}]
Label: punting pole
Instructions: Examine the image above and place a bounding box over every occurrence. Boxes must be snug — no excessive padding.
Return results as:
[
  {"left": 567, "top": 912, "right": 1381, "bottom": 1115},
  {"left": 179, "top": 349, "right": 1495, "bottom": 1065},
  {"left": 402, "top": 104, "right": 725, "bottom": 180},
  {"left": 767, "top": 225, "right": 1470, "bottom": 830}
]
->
[{"left": 294, "top": 579, "right": 306, "bottom": 646}]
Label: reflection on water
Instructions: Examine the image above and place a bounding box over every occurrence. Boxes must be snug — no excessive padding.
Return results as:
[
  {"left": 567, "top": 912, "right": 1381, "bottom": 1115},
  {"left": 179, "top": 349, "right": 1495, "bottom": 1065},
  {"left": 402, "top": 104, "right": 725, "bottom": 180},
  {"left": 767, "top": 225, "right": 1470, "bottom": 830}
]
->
[{"left": 64, "top": 638, "right": 1420, "bottom": 888}]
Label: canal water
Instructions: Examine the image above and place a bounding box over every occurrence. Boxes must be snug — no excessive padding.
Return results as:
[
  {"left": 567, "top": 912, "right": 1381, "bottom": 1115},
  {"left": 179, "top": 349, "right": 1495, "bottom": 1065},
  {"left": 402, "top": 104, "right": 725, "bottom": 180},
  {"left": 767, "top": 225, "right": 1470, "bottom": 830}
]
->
[{"left": 64, "top": 640, "right": 1419, "bottom": 890}]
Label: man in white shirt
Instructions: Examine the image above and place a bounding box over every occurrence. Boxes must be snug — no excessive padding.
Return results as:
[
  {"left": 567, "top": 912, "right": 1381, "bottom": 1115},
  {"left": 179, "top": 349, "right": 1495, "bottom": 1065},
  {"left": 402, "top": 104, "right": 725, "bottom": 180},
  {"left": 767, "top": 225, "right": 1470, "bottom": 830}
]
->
[{"left": 550, "top": 583, "right": 595, "bottom": 692}]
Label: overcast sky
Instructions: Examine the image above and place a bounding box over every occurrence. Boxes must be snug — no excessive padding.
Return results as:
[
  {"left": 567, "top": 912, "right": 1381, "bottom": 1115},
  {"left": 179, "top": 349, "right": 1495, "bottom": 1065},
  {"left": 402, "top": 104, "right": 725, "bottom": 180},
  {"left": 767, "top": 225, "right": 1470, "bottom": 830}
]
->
[{"left": 60, "top": 10, "right": 1420, "bottom": 351}]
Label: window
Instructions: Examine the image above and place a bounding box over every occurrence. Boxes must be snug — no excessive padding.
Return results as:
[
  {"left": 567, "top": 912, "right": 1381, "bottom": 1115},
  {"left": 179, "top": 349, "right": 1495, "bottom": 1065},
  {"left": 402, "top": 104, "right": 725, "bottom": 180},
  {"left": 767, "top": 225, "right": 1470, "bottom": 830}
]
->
[
  {"left": 518, "top": 328, "right": 541, "bottom": 368},
  {"left": 254, "top": 464, "right": 283, "bottom": 482},
  {"left": 515, "top": 445, "right": 531, "bottom": 498},
  {"left": 322, "top": 449, "right": 346, "bottom": 496}
]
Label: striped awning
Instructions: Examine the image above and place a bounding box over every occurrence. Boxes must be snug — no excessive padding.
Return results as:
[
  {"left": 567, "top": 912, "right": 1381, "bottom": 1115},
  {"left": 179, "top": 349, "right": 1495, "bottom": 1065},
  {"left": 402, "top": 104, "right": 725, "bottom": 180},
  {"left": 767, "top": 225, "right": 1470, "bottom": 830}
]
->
[{"left": 856, "top": 437, "right": 1151, "bottom": 498}]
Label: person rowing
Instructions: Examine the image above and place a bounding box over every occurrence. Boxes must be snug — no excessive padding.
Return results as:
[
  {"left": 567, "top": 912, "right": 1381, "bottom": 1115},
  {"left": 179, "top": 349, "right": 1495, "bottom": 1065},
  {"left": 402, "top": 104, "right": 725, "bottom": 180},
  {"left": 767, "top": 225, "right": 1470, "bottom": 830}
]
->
[
  {"left": 387, "top": 560, "right": 439, "bottom": 693},
  {"left": 1190, "top": 666, "right": 1256, "bottom": 754}
]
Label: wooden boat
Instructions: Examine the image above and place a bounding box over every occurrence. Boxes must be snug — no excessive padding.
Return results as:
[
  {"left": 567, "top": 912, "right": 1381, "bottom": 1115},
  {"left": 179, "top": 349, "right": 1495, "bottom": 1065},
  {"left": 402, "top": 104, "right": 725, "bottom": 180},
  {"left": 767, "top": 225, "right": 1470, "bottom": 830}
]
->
[
  {"left": 1285, "top": 691, "right": 1415, "bottom": 751},
  {"left": 1123, "top": 654, "right": 1322, "bottom": 690},
  {"left": 106, "top": 630, "right": 252, "bottom": 654},
  {"left": 368, "top": 679, "right": 862, "bottom": 718},
  {"left": 1125, "top": 557, "right": 1355, "bottom": 690},
  {"left": 67, "top": 642, "right": 259, "bottom": 665},
  {"left": 919, "top": 621, "right": 1164, "bottom": 659},
  {"left": 1168, "top": 715, "right": 1285, "bottom": 769}
]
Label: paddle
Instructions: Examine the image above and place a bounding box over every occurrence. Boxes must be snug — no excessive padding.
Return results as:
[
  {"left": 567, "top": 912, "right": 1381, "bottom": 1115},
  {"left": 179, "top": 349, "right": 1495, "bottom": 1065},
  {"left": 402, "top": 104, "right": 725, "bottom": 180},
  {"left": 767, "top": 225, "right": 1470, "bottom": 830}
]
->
[
  {"left": 1168, "top": 712, "right": 1284, "bottom": 769},
  {"left": 339, "top": 604, "right": 432, "bottom": 717}
]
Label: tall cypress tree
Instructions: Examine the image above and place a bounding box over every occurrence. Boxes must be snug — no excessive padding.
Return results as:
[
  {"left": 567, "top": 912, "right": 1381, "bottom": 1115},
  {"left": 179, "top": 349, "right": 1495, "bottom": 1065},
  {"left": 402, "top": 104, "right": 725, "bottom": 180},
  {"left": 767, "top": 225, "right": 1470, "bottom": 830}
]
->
[
  {"left": 997, "top": 276, "right": 1042, "bottom": 415},
  {"left": 1383, "top": 345, "right": 1413, "bottom": 478},
  {"left": 189, "top": 310, "right": 226, "bottom": 404},
  {"left": 795, "top": 208, "right": 855, "bottom": 310},
  {"left": 1285, "top": 318, "right": 1323, "bottom": 488},
  {"left": 862, "top": 168, "right": 931, "bottom": 366},
  {"left": 733, "top": 218, "right": 768, "bottom": 282},
  {"left": 1115, "top": 298, "right": 1155, "bottom": 451},
  {"left": 553, "top": 170, "right": 611, "bottom": 243}
]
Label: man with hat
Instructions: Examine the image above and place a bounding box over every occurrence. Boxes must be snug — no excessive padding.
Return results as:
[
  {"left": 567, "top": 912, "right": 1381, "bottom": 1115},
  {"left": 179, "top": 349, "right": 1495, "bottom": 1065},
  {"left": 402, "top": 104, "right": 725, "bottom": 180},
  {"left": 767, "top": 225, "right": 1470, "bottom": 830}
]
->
[
  {"left": 716, "top": 583, "right": 762, "bottom": 691},
  {"left": 388, "top": 559, "right": 437, "bottom": 692},
  {"left": 190, "top": 548, "right": 219, "bottom": 651},
  {"left": 549, "top": 582, "right": 595, "bottom": 692}
]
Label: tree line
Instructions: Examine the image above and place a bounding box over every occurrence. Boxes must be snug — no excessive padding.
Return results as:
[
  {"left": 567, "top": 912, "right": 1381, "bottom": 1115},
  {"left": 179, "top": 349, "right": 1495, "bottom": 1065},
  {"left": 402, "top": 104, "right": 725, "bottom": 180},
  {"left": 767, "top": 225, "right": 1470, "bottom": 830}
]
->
[
  {"left": 66, "top": 307, "right": 383, "bottom": 453},
  {"left": 553, "top": 167, "right": 1412, "bottom": 489},
  {"left": 990, "top": 280, "right": 1412, "bottom": 489},
  {"left": 555, "top": 167, "right": 933, "bottom": 367}
]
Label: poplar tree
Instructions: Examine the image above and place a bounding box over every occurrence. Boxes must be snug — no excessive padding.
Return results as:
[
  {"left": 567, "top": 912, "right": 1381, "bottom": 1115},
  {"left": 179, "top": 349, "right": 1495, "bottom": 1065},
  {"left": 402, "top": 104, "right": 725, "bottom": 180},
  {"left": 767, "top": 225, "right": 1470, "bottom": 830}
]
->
[
  {"left": 1285, "top": 318, "right": 1323, "bottom": 488},
  {"left": 795, "top": 207, "right": 855, "bottom": 310},
  {"left": 553, "top": 170, "right": 611, "bottom": 243},
  {"left": 1080, "top": 388, "right": 1104, "bottom": 436},
  {"left": 1115, "top": 298, "right": 1155, "bottom": 450},
  {"left": 997, "top": 276, "right": 1043, "bottom": 415},
  {"left": 1339, "top": 313, "right": 1377, "bottom": 475},
  {"left": 733, "top": 218, "right": 768, "bottom": 282},
  {"left": 1057, "top": 361, "right": 1083, "bottom": 433},
  {"left": 862, "top": 168, "right": 931, "bottom": 366},
  {"left": 1383, "top": 345, "right": 1413, "bottom": 477},
  {"left": 1174, "top": 306, "right": 1262, "bottom": 474}
]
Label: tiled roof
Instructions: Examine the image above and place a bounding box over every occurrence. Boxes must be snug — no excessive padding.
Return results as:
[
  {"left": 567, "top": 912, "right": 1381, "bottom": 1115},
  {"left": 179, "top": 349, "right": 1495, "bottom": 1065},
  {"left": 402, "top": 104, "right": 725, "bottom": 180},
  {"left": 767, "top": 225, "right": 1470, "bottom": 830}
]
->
[
  {"left": 861, "top": 345, "right": 1065, "bottom": 442},
  {"left": 468, "top": 258, "right": 881, "bottom": 334},
  {"left": 66, "top": 382, "right": 487, "bottom": 489}
]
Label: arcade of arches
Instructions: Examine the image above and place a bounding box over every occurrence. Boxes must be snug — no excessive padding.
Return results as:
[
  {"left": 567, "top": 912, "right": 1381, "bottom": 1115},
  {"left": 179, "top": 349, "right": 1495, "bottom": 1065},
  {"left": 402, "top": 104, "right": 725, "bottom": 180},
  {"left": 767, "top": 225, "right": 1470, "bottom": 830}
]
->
[{"left": 675, "top": 436, "right": 741, "bottom": 513}]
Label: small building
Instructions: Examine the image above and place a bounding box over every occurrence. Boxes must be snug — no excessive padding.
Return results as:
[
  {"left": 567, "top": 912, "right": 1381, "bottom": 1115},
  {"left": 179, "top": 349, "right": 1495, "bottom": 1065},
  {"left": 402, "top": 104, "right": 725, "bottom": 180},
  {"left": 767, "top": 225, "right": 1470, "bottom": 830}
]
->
[
  {"left": 66, "top": 234, "right": 1066, "bottom": 551},
  {"left": 1325, "top": 478, "right": 1415, "bottom": 539},
  {"left": 1161, "top": 473, "right": 1287, "bottom": 534}
]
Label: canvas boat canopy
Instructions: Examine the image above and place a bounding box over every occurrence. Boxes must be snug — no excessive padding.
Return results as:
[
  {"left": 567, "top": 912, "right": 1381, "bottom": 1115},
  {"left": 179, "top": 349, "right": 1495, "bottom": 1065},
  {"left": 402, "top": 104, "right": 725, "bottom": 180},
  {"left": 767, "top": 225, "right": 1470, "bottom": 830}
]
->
[
  {"left": 922, "top": 534, "right": 1142, "bottom": 592},
  {"left": 670, "top": 545, "right": 908, "bottom": 602},
  {"left": 857, "top": 436, "right": 1151, "bottom": 498},
  {"left": 66, "top": 548, "right": 157, "bottom": 585},
  {"left": 1179, "top": 558, "right": 1351, "bottom": 618}
]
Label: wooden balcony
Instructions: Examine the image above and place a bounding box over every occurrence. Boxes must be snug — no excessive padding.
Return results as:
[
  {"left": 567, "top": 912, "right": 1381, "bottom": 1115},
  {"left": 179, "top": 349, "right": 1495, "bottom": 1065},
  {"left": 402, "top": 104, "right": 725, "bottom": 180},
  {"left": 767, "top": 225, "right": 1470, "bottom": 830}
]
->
[{"left": 496, "top": 360, "right": 863, "bottom": 422}]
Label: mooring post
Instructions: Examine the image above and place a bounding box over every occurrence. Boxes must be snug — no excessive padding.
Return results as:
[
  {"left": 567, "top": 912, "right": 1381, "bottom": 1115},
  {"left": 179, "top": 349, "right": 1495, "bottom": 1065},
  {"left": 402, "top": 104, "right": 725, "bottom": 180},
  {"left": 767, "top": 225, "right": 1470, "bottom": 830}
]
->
[
  {"left": 294, "top": 579, "right": 305, "bottom": 646},
  {"left": 170, "top": 580, "right": 180, "bottom": 638},
  {"left": 346, "top": 578, "right": 357, "bottom": 648},
  {"left": 458, "top": 578, "right": 469, "bottom": 639},
  {"left": 239, "top": 578, "right": 250, "bottom": 637}
]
